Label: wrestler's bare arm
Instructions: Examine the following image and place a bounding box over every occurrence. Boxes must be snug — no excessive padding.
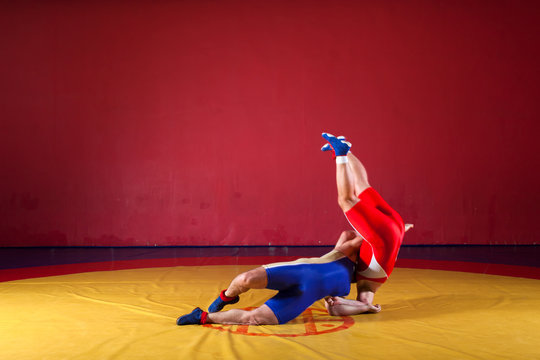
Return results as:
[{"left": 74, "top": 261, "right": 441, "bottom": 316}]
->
[
  {"left": 324, "top": 296, "right": 381, "bottom": 316},
  {"left": 333, "top": 230, "right": 363, "bottom": 261}
]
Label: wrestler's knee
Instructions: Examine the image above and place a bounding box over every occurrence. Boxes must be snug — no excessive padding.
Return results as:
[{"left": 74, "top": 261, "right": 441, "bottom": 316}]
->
[
  {"left": 235, "top": 268, "right": 267, "bottom": 289},
  {"left": 240, "top": 312, "right": 264, "bottom": 325},
  {"left": 243, "top": 307, "right": 278, "bottom": 325},
  {"left": 337, "top": 195, "right": 359, "bottom": 212}
]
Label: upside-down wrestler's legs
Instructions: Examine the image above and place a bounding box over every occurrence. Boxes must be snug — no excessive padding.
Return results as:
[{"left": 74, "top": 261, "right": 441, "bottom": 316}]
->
[
  {"left": 347, "top": 152, "right": 370, "bottom": 197},
  {"left": 336, "top": 157, "right": 359, "bottom": 212},
  {"left": 322, "top": 133, "right": 364, "bottom": 213}
]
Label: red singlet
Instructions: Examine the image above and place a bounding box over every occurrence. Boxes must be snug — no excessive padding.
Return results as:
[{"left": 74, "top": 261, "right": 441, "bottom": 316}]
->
[{"left": 345, "top": 187, "right": 405, "bottom": 283}]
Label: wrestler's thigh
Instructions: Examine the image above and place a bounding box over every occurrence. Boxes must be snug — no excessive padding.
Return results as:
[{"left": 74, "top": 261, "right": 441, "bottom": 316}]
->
[
  {"left": 264, "top": 263, "right": 308, "bottom": 291},
  {"left": 347, "top": 197, "right": 398, "bottom": 249},
  {"left": 264, "top": 288, "right": 315, "bottom": 324}
]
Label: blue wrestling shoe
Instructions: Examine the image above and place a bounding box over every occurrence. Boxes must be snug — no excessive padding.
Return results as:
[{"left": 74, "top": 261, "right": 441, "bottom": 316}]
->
[
  {"left": 321, "top": 136, "right": 349, "bottom": 152},
  {"left": 321, "top": 133, "right": 352, "bottom": 156},
  {"left": 208, "top": 289, "right": 240, "bottom": 313},
  {"left": 177, "top": 307, "right": 208, "bottom": 325}
]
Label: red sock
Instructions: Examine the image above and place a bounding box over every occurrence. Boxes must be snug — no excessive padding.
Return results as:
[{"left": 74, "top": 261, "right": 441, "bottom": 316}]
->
[
  {"left": 200, "top": 311, "right": 208, "bottom": 324},
  {"left": 220, "top": 289, "right": 237, "bottom": 301}
]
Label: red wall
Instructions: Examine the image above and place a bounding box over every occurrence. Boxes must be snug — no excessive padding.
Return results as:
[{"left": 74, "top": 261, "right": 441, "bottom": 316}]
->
[{"left": 1, "top": 1, "right": 538, "bottom": 246}]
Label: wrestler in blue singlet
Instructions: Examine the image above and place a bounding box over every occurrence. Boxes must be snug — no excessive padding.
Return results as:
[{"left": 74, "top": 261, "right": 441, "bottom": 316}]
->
[{"left": 263, "top": 253, "right": 355, "bottom": 324}]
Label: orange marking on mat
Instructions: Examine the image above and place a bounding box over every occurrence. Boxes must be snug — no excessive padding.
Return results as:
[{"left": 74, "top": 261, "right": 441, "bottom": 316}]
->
[
  {"left": 302, "top": 308, "right": 317, "bottom": 335},
  {"left": 235, "top": 324, "right": 249, "bottom": 334}
]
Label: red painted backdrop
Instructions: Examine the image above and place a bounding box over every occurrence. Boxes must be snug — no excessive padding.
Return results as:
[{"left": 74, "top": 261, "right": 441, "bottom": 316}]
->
[{"left": 1, "top": 1, "right": 538, "bottom": 246}]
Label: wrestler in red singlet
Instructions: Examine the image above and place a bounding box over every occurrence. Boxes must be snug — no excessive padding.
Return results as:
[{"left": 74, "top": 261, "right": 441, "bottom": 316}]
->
[{"left": 345, "top": 187, "right": 405, "bottom": 283}]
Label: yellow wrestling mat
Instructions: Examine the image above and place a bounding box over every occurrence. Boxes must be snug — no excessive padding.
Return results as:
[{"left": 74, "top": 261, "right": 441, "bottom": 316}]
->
[{"left": 1, "top": 265, "right": 539, "bottom": 359}]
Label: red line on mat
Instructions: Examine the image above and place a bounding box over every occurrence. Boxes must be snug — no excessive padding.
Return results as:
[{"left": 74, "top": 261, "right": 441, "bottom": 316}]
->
[{"left": 1, "top": 256, "right": 538, "bottom": 282}]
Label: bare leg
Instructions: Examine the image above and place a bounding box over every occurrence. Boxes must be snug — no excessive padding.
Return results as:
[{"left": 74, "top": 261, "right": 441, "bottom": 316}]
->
[
  {"left": 178, "top": 267, "right": 273, "bottom": 325},
  {"left": 207, "top": 304, "right": 278, "bottom": 325},
  {"left": 223, "top": 267, "right": 268, "bottom": 298},
  {"left": 336, "top": 159, "right": 360, "bottom": 213},
  {"left": 346, "top": 152, "right": 370, "bottom": 196}
]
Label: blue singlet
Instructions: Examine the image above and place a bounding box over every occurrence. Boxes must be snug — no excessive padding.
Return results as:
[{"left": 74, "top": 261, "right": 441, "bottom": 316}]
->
[{"left": 263, "top": 256, "right": 355, "bottom": 324}]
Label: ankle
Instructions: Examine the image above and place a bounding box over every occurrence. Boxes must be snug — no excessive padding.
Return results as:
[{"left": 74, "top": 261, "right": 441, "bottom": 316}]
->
[
  {"left": 200, "top": 311, "right": 209, "bottom": 324},
  {"left": 336, "top": 156, "right": 348, "bottom": 164}
]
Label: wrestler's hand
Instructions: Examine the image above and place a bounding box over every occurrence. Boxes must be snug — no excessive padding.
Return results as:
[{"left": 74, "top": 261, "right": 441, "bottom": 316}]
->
[
  {"left": 325, "top": 297, "right": 381, "bottom": 316},
  {"left": 324, "top": 296, "right": 345, "bottom": 306},
  {"left": 324, "top": 296, "right": 334, "bottom": 306},
  {"left": 324, "top": 297, "right": 341, "bottom": 316}
]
